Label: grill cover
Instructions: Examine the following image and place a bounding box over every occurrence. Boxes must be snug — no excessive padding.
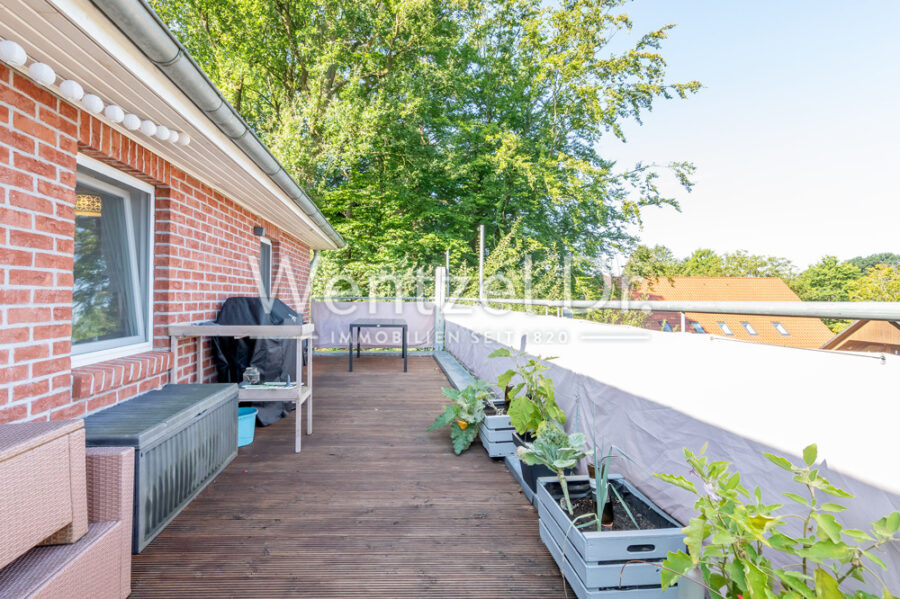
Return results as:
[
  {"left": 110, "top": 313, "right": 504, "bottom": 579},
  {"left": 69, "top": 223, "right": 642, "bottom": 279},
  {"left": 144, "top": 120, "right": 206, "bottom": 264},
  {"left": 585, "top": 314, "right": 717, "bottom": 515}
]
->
[
  {"left": 211, "top": 297, "right": 303, "bottom": 425},
  {"left": 84, "top": 384, "right": 238, "bottom": 552}
]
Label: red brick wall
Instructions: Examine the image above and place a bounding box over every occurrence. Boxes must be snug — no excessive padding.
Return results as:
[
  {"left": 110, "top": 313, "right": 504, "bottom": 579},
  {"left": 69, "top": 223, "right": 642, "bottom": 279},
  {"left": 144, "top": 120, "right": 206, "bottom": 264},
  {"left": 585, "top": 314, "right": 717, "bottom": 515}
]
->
[{"left": 0, "top": 63, "right": 311, "bottom": 424}]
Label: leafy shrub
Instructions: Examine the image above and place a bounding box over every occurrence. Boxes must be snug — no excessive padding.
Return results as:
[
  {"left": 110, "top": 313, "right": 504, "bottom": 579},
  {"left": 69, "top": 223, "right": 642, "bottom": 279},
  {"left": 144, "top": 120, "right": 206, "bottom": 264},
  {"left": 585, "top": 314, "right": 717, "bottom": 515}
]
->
[
  {"left": 489, "top": 348, "right": 565, "bottom": 436},
  {"left": 656, "top": 444, "right": 899, "bottom": 599},
  {"left": 428, "top": 380, "right": 491, "bottom": 454}
]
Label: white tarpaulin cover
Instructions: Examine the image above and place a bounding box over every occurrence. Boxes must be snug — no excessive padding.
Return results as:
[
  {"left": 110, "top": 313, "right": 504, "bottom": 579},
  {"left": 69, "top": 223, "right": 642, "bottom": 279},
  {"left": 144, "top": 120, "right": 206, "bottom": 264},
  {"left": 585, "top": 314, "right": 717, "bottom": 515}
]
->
[
  {"left": 445, "top": 306, "right": 900, "bottom": 589},
  {"left": 311, "top": 300, "right": 435, "bottom": 348}
]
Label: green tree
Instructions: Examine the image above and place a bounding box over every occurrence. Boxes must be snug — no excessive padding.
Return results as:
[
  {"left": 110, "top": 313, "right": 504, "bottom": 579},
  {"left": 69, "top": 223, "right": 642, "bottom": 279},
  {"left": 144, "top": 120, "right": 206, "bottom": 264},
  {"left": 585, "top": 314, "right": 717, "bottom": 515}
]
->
[
  {"left": 846, "top": 253, "right": 900, "bottom": 273},
  {"left": 681, "top": 248, "right": 725, "bottom": 276},
  {"left": 623, "top": 244, "right": 681, "bottom": 279},
  {"left": 790, "top": 257, "right": 861, "bottom": 332},
  {"left": 151, "top": 0, "right": 700, "bottom": 286},
  {"left": 624, "top": 246, "right": 795, "bottom": 280},
  {"left": 848, "top": 264, "right": 900, "bottom": 301},
  {"left": 720, "top": 250, "right": 795, "bottom": 279},
  {"left": 791, "top": 257, "right": 861, "bottom": 303}
]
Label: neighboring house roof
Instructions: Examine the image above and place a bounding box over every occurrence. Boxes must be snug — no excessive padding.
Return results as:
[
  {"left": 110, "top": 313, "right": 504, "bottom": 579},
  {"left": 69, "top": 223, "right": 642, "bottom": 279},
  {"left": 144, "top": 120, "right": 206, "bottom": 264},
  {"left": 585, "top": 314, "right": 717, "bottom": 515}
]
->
[
  {"left": 1, "top": 0, "right": 343, "bottom": 250},
  {"left": 637, "top": 277, "right": 835, "bottom": 349},
  {"left": 821, "top": 320, "right": 900, "bottom": 355}
]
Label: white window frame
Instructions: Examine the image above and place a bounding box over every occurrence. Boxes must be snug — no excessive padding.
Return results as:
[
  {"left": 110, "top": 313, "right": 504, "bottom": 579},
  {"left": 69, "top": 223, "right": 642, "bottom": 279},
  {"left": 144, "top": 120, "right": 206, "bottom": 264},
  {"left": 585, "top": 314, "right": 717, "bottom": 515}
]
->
[
  {"left": 740, "top": 321, "right": 759, "bottom": 336},
  {"left": 717, "top": 321, "right": 735, "bottom": 336},
  {"left": 772, "top": 321, "right": 791, "bottom": 336},
  {"left": 259, "top": 237, "right": 273, "bottom": 299},
  {"left": 71, "top": 155, "right": 155, "bottom": 368}
]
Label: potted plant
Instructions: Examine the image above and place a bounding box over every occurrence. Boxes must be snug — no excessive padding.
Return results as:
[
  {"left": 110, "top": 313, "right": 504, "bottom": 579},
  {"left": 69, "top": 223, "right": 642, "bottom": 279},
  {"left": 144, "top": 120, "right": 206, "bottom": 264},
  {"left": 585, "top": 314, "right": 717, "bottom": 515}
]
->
[
  {"left": 656, "top": 443, "right": 899, "bottom": 599},
  {"left": 534, "top": 410, "right": 684, "bottom": 597},
  {"left": 489, "top": 348, "right": 567, "bottom": 493},
  {"left": 516, "top": 422, "right": 588, "bottom": 515},
  {"left": 536, "top": 470, "right": 684, "bottom": 596},
  {"left": 427, "top": 381, "right": 488, "bottom": 454}
]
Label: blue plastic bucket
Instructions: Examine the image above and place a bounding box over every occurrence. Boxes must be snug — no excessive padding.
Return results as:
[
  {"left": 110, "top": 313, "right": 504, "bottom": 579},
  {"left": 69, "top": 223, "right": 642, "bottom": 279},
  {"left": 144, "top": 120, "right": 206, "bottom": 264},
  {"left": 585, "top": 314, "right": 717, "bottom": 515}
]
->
[{"left": 238, "top": 407, "right": 258, "bottom": 447}]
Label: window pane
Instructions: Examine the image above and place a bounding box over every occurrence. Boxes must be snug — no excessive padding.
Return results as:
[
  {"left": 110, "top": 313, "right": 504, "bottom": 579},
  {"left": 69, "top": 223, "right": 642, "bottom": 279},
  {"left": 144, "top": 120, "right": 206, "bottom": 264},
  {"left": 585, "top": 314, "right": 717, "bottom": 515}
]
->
[
  {"left": 691, "top": 322, "right": 706, "bottom": 334},
  {"left": 73, "top": 174, "right": 148, "bottom": 350},
  {"left": 717, "top": 321, "right": 734, "bottom": 336},
  {"left": 772, "top": 321, "right": 790, "bottom": 336},
  {"left": 740, "top": 321, "right": 758, "bottom": 336}
]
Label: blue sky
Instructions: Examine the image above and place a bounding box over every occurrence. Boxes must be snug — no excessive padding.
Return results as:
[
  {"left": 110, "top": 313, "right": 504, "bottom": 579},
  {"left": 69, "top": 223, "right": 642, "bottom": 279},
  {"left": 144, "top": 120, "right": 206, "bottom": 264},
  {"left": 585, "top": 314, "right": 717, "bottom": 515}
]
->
[{"left": 600, "top": 1, "right": 900, "bottom": 270}]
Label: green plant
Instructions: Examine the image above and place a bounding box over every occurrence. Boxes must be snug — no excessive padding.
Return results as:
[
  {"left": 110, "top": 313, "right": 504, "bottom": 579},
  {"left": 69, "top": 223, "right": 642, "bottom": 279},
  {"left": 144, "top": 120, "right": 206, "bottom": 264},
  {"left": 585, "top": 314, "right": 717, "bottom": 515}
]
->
[
  {"left": 656, "top": 444, "right": 899, "bottom": 599},
  {"left": 489, "top": 348, "right": 565, "bottom": 436},
  {"left": 427, "top": 380, "right": 491, "bottom": 454},
  {"left": 516, "top": 422, "right": 586, "bottom": 515},
  {"left": 575, "top": 397, "right": 641, "bottom": 532}
]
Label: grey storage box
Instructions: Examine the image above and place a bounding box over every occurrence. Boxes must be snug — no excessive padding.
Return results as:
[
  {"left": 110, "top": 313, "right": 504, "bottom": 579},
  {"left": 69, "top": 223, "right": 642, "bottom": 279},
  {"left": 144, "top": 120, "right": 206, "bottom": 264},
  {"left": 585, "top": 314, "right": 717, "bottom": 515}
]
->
[{"left": 84, "top": 384, "right": 238, "bottom": 552}]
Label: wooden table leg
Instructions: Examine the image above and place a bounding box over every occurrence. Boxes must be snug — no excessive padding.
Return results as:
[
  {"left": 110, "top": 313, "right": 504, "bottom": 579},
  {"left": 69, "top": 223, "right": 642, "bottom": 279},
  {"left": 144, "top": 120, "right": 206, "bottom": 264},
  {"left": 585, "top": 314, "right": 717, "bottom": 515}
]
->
[
  {"left": 307, "top": 334, "right": 313, "bottom": 435},
  {"left": 349, "top": 326, "right": 353, "bottom": 371},
  {"left": 403, "top": 326, "right": 407, "bottom": 372},
  {"left": 196, "top": 338, "right": 203, "bottom": 383},
  {"left": 295, "top": 400, "right": 301, "bottom": 453}
]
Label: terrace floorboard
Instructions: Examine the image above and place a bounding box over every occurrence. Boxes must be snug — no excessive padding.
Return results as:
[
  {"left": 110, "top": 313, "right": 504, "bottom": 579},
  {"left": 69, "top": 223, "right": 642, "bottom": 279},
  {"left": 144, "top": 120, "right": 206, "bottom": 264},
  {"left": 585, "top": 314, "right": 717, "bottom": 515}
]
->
[{"left": 130, "top": 356, "right": 568, "bottom": 598}]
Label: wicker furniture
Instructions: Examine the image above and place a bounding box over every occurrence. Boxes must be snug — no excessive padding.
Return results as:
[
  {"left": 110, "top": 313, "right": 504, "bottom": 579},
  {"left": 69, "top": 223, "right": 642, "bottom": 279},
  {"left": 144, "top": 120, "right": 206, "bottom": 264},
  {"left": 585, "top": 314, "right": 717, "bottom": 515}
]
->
[
  {"left": 0, "top": 445, "right": 134, "bottom": 599},
  {"left": 0, "top": 421, "right": 89, "bottom": 570}
]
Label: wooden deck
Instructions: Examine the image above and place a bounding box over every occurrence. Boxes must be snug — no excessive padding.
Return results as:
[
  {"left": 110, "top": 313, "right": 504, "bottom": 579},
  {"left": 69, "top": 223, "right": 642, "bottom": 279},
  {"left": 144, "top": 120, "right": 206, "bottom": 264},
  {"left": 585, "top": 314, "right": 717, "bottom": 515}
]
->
[{"left": 131, "top": 356, "right": 568, "bottom": 598}]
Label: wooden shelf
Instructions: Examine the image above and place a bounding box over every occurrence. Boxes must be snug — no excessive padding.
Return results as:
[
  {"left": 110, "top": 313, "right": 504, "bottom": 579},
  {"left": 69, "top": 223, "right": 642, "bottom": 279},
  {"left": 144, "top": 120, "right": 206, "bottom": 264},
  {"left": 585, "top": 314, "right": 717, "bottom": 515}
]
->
[
  {"left": 168, "top": 323, "right": 314, "bottom": 339},
  {"left": 167, "top": 321, "right": 315, "bottom": 453},
  {"left": 238, "top": 385, "right": 310, "bottom": 403}
]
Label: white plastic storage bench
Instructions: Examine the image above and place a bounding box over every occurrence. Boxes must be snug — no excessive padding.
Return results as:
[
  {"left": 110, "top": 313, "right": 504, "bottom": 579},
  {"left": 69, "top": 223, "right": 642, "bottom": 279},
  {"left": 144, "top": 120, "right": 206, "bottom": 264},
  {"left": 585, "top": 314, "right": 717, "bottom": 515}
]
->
[{"left": 83, "top": 384, "right": 238, "bottom": 552}]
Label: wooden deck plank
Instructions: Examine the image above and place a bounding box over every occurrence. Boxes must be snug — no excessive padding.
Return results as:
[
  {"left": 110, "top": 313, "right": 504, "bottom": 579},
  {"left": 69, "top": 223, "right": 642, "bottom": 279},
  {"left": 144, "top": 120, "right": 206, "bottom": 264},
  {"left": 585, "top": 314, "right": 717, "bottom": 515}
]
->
[{"left": 130, "top": 356, "right": 567, "bottom": 598}]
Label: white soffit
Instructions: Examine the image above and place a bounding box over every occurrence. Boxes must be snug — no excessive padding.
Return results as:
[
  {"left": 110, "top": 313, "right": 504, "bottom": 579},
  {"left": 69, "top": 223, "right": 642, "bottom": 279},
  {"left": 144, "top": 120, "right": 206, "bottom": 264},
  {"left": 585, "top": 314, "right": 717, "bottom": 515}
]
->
[{"left": 0, "top": 0, "right": 337, "bottom": 250}]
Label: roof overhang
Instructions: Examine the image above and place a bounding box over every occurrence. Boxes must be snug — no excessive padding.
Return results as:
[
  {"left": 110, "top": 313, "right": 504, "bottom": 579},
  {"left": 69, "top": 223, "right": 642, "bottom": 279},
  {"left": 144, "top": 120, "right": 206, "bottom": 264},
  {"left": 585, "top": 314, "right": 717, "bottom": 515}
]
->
[{"left": 0, "top": 0, "right": 344, "bottom": 250}]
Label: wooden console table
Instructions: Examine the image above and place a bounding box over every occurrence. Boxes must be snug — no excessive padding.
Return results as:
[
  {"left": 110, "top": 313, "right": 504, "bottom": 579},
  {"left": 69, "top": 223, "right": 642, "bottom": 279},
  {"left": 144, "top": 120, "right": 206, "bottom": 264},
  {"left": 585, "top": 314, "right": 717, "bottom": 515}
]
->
[{"left": 167, "top": 323, "right": 314, "bottom": 453}]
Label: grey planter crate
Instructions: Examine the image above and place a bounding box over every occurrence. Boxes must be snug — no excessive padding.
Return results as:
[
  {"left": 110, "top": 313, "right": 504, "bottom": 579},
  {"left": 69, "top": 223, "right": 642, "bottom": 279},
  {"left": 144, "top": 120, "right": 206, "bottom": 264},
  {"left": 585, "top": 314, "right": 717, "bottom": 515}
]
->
[
  {"left": 480, "top": 412, "right": 515, "bottom": 457},
  {"left": 84, "top": 384, "right": 238, "bottom": 552},
  {"left": 536, "top": 475, "right": 683, "bottom": 598},
  {"left": 540, "top": 501, "right": 665, "bottom": 587},
  {"left": 541, "top": 520, "right": 675, "bottom": 599}
]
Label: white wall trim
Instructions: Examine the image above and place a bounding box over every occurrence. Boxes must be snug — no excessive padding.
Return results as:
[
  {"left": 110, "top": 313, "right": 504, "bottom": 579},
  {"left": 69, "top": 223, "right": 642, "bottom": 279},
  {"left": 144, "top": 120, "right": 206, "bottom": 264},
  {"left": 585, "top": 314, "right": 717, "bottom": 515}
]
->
[{"left": 77, "top": 154, "right": 154, "bottom": 194}]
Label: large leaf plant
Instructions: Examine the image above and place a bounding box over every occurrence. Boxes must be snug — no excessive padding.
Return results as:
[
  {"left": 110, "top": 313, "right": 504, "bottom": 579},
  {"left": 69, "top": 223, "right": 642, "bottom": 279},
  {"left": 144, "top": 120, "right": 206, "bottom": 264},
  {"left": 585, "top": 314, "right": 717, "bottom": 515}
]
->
[
  {"left": 489, "top": 348, "right": 565, "bottom": 437},
  {"left": 428, "top": 380, "right": 491, "bottom": 455},
  {"left": 517, "top": 422, "right": 586, "bottom": 515}
]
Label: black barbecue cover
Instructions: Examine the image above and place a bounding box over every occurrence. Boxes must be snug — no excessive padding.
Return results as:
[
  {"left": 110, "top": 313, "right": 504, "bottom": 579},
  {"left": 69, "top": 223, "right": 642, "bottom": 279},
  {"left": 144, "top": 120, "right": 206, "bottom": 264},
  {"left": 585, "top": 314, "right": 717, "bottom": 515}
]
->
[{"left": 211, "top": 297, "right": 302, "bottom": 426}]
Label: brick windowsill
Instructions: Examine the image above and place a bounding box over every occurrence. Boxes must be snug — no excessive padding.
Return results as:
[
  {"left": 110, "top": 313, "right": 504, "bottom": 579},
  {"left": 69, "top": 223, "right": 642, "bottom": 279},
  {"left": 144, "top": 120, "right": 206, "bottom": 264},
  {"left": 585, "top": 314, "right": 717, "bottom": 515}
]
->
[{"left": 71, "top": 351, "right": 173, "bottom": 401}]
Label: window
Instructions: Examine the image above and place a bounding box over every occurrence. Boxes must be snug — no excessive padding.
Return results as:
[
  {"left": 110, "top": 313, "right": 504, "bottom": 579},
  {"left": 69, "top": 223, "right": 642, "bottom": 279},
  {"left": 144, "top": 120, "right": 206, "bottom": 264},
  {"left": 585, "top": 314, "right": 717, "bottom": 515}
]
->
[
  {"left": 72, "top": 156, "right": 153, "bottom": 365},
  {"left": 772, "top": 321, "right": 790, "bottom": 336},
  {"left": 661, "top": 320, "right": 673, "bottom": 332},
  {"left": 717, "top": 322, "right": 734, "bottom": 336},
  {"left": 259, "top": 238, "right": 272, "bottom": 299},
  {"left": 740, "top": 321, "right": 758, "bottom": 336},
  {"left": 691, "top": 322, "right": 706, "bottom": 334}
]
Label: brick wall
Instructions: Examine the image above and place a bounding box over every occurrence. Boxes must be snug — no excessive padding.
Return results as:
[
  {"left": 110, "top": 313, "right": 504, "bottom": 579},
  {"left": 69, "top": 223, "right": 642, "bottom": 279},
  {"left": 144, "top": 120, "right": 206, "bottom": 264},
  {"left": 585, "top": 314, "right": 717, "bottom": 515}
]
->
[{"left": 0, "top": 63, "right": 311, "bottom": 424}]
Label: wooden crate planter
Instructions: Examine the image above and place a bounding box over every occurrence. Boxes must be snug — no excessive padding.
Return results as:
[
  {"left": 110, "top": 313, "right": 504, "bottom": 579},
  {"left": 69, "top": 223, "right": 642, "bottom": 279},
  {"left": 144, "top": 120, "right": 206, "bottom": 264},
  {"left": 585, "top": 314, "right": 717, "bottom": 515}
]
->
[
  {"left": 479, "top": 411, "right": 515, "bottom": 458},
  {"left": 536, "top": 475, "right": 683, "bottom": 599}
]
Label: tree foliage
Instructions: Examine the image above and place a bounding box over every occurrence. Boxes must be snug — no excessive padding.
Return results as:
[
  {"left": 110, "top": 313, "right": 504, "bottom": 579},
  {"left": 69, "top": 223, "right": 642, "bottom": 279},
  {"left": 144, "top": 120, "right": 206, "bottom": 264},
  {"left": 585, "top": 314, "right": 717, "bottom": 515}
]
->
[
  {"left": 657, "top": 444, "right": 899, "bottom": 599},
  {"left": 846, "top": 253, "right": 900, "bottom": 273},
  {"left": 848, "top": 265, "right": 900, "bottom": 302},
  {"left": 624, "top": 245, "right": 796, "bottom": 280},
  {"left": 150, "top": 0, "right": 699, "bottom": 283}
]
